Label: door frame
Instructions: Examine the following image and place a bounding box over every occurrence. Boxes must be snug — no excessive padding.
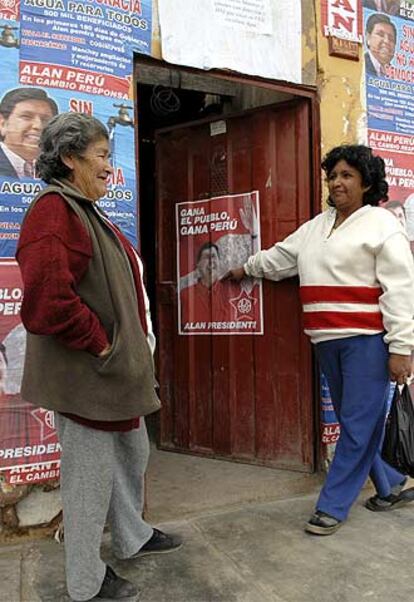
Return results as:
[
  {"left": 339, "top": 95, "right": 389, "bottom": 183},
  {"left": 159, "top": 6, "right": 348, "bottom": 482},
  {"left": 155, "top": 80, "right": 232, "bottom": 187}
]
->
[
  {"left": 133, "top": 55, "right": 321, "bottom": 229},
  {"left": 133, "top": 56, "right": 322, "bottom": 471}
]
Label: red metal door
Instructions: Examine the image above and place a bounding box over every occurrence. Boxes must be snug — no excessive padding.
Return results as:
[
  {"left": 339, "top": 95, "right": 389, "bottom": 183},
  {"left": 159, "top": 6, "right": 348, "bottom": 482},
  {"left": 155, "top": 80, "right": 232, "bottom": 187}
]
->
[{"left": 156, "top": 101, "right": 314, "bottom": 471}]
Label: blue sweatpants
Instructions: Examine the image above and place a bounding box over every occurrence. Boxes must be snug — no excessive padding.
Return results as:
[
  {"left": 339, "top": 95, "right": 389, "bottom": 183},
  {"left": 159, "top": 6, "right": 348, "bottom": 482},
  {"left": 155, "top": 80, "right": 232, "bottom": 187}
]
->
[{"left": 315, "top": 333, "right": 405, "bottom": 522}]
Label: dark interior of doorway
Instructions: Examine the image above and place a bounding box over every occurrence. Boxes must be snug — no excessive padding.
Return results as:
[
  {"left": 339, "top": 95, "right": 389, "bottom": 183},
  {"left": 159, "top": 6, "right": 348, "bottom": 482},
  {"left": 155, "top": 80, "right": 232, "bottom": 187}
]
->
[{"left": 137, "top": 83, "right": 228, "bottom": 441}]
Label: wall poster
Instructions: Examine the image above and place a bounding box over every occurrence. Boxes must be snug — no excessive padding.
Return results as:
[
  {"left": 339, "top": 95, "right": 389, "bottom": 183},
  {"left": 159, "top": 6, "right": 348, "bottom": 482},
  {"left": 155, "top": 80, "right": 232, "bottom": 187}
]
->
[
  {"left": 158, "top": 0, "right": 302, "bottom": 83},
  {"left": 0, "top": 260, "right": 61, "bottom": 484},
  {"left": 177, "top": 191, "right": 263, "bottom": 336},
  {"left": 0, "top": 0, "right": 152, "bottom": 485},
  {"left": 363, "top": 1, "right": 414, "bottom": 241},
  {"left": 320, "top": 373, "right": 340, "bottom": 465},
  {"left": 321, "top": 0, "right": 363, "bottom": 42}
]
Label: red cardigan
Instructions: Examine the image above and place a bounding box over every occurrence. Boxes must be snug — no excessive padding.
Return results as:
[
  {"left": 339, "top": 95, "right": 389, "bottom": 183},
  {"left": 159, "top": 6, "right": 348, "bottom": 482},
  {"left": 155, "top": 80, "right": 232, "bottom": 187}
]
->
[{"left": 17, "top": 193, "right": 148, "bottom": 431}]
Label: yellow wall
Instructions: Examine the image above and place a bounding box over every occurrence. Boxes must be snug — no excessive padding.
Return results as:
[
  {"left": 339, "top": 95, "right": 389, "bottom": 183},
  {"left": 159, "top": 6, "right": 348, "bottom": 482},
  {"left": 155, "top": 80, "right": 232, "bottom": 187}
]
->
[
  {"left": 314, "top": 2, "right": 366, "bottom": 158},
  {"left": 302, "top": 0, "right": 318, "bottom": 86},
  {"left": 151, "top": 0, "right": 162, "bottom": 60},
  {"left": 313, "top": 1, "right": 366, "bottom": 206}
]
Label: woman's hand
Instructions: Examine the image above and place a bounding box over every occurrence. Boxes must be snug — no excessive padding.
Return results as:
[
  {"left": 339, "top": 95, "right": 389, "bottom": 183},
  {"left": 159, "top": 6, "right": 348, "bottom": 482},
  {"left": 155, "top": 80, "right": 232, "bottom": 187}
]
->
[
  {"left": 98, "top": 343, "right": 112, "bottom": 358},
  {"left": 389, "top": 353, "right": 412, "bottom": 384},
  {"left": 222, "top": 267, "right": 245, "bottom": 282}
]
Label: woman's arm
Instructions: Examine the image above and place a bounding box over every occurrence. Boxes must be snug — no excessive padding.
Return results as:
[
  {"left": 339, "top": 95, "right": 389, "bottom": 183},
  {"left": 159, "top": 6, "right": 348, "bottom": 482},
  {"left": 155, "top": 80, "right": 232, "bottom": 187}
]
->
[
  {"left": 224, "top": 220, "right": 310, "bottom": 282},
  {"left": 243, "top": 221, "right": 310, "bottom": 280},
  {"left": 16, "top": 194, "right": 110, "bottom": 356}
]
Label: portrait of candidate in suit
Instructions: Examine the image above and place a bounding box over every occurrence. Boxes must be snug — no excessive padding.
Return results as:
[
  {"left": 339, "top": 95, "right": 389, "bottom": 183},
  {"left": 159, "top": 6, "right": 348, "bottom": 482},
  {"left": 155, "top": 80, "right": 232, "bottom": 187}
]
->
[
  {"left": 0, "top": 88, "right": 58, "bottom": 179},
  {"left": 364, "top": 12, "right": 397, "bottom": 77}
]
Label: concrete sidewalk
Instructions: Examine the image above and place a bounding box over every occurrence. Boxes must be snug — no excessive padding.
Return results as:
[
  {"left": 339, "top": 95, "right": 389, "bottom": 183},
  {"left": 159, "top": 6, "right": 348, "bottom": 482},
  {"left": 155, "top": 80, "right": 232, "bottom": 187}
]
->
[{"left": 1, "top": 449, "right": 414, "bottom": 601}]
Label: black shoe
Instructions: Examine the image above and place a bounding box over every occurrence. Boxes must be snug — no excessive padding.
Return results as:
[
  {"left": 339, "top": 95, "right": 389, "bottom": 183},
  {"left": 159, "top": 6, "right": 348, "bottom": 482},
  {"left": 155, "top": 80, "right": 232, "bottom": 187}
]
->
[
  {"left": 94, "top": 565, "right": 138, "bottom": 600},
  {"left": 305, "top": 510, "right": 342, "bottom": 535},
  {"left": 365, "top": 487, "right": 414, "bottom": 512},
  {"left": 130, "top": 528, "right": 183, "bottom": 558}
]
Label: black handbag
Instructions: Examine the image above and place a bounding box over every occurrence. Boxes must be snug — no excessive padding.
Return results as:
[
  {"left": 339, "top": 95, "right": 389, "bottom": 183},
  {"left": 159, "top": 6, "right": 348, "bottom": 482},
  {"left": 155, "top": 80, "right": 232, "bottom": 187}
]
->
[{"left": 382, "top": 384, "right": 414, "bottom": 477}]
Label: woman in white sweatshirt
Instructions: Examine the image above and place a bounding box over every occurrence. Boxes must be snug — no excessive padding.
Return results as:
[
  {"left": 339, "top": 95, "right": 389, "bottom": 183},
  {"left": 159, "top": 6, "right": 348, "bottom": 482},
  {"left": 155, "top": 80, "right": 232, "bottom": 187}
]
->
[{"left": 227, "top": 144, "right": 414, "bottom": 535}]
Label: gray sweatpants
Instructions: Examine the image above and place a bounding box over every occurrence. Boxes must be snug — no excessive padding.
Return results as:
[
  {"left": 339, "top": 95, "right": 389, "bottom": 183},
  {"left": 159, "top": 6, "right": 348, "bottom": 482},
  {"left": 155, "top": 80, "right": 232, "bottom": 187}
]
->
[{"left": 55, "top": 414, "right": 153, "bottom": 601}]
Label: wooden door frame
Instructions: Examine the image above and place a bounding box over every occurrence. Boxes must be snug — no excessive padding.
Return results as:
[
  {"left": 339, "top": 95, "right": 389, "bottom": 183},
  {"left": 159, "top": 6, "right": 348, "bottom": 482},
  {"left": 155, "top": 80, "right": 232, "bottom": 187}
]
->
[
  {"left": 133, "top": 55, "right": 322, "bottom": 471},
  {"left": 133, "top": 55, "right": 321, "bottom": 227}
]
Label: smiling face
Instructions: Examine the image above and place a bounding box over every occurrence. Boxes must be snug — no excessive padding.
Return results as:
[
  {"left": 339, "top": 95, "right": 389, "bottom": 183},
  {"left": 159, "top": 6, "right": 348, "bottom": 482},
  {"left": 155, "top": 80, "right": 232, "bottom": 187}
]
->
[
  {"left": 197, "top": 246, "right": 220, "bottom": 287},
  {"left": 367, "top": 22, "right": 396, "bottom": 66},
  {"left": 327, "top": 160, "right": 370, "bottom": 217},
  {"left": 63, "top": 137, "right": 113, "bottom": 202},
  {"left": 0, "top": 99, "right": 55, "bottom": 161}
]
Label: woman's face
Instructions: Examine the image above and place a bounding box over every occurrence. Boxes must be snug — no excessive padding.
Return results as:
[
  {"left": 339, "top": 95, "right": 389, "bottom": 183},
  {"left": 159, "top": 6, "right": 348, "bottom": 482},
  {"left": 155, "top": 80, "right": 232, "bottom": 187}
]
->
[
  {"left": 327, "top": 160, "right": 369, "bottom": 215},
  {"left": 64, "top": 137, "right": 113, "bottom": 201}
]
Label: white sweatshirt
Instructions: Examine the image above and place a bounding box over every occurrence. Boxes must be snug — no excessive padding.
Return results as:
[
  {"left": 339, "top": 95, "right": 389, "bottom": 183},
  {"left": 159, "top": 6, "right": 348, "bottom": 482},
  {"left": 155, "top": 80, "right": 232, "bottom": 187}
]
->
[{"left": 244, "top": 206, "right": 414, "bottom": 355}]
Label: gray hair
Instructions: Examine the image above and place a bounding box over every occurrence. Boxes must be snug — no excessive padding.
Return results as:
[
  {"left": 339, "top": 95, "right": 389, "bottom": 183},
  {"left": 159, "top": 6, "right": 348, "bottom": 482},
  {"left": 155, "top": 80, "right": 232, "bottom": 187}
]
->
[{"left": 36, "top": 112, "right": 109, "bottom": 183}]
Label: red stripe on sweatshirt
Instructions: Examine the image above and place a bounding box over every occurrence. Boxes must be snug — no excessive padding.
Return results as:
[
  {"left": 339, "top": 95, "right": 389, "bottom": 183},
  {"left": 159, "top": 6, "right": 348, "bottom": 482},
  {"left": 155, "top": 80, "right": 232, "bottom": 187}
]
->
[
  {"left": 300, "top": 286, "right": 382, "bottom": 305},
  {"left": 303, "top": 311, "right": 384, "bottom": 331}
]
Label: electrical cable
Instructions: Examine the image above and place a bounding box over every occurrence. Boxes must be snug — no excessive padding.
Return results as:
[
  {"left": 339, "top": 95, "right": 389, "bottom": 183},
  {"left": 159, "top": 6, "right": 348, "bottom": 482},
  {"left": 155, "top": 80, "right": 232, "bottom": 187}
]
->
[{"left": 150, "top": 84, "right": 181, "bottom": 116}]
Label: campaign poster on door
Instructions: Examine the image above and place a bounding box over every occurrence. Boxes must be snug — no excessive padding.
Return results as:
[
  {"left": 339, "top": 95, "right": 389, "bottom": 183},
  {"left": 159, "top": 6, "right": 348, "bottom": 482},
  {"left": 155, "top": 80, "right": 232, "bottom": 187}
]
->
[
  {"left": 177, "top": 191, "right": 263, "bottom": 336},
  {"left": 0, "top": 261, "right": 61, "bottom": 484}
]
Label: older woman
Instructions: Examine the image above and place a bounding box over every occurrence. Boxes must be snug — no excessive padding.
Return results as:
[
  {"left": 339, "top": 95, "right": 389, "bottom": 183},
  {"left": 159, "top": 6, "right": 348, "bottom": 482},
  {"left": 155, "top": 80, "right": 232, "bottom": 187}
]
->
[
  {"left": 16, "top": 113, "right": 182, "bottom": 601},
  {"left": 227, "top": 145, "right": 414, "bottom": 535}
]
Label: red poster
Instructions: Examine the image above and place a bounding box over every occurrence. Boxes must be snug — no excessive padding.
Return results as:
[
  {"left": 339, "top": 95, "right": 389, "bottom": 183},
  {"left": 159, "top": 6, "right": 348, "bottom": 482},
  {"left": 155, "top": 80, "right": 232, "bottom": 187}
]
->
[
  {"left": 321, "top": 0, "right": 363, "bottom": 41},
  {"left": 0, "top": 0, "right": 20, "bottom": 21},
  {"left": 177, "top": 192, "right": 263, "bottom": 335},
  {"left": 368, "top": 129, "right": 414, "bottom": 246},
  {"left": 369, "top": 131, "right": 414, "bottom": 202},
  {"left": 19, "top": 62, "right": 130, "bottom": 98},
  {"left": 368, "top": 129, "right": 414, "bottom": 155},
  {"left": 382, "top": 151, "right": 414, "bottom": 201},
  {"left": 0, "top": 261, "right": 61, "bottom": 484}
]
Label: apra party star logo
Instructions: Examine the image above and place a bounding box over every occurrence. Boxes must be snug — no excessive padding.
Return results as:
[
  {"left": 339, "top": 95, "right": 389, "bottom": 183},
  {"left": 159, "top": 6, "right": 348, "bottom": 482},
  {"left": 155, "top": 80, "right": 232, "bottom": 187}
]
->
[
  {"left": 0, "top": 0, "right": 20, "bottom": 20},
  {"left": 30, "top": 408, "right": 56, "bottom": 442},
  {"left": 229, "top": 289, "right": 257, "bottom": 320}
]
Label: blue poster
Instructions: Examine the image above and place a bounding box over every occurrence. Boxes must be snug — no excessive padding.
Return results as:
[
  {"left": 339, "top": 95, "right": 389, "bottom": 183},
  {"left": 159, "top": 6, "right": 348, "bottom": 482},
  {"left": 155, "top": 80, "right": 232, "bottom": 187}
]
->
[
  {"left": 320, "top": 373, "right": 340, "bottom": 447},
  {"left": 19, "top": 0, "right": 151, "bottom": 99},
  {"left": 362, "top": 1, "right": 414, "bottom": 22},
  {"left": 364, "top": 7, "right": 414, "bottom": 134},
  {"left": 363, "top": 4, "right": 414, "bottom": 229},
  {"left": 0, "top": 86, "right": 138, "bottom": 256},
  {"left": 0, "top": 0, "right": 149, "bottom": 257},
  {"left": 0, "top": 18, "right": 26, "bottom": 258}
]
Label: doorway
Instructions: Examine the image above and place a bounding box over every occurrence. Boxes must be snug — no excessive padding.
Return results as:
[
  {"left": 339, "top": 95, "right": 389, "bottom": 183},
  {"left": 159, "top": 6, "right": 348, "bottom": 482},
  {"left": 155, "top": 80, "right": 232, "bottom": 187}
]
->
[{"left": 135, "top": 58, "right": 319, "bottom": 472}]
